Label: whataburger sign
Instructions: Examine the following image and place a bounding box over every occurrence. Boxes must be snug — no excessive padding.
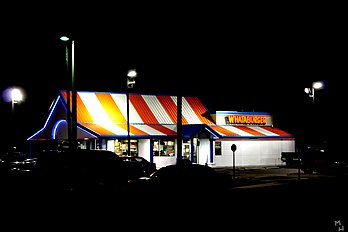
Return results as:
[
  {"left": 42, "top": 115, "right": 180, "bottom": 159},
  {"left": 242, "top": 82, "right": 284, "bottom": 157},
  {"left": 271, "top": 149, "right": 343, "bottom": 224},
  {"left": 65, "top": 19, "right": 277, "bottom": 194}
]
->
[{"left": 226, "top": 114, "right": 267, "bottom": 125}]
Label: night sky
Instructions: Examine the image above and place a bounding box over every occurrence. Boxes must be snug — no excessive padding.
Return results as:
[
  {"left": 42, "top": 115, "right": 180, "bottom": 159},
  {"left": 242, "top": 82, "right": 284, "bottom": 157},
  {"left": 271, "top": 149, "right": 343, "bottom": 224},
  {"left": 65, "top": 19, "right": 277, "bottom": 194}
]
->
[{"left": 1, "top": 4, "right": 345, "bottom": 150}]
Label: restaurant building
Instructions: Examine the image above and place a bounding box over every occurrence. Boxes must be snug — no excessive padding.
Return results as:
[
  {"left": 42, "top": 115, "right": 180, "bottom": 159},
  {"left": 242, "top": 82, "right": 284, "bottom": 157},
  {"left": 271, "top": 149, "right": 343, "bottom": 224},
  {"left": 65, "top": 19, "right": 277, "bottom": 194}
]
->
[{"left": 28, "top": 90, "right": 295, "bottom": 168}]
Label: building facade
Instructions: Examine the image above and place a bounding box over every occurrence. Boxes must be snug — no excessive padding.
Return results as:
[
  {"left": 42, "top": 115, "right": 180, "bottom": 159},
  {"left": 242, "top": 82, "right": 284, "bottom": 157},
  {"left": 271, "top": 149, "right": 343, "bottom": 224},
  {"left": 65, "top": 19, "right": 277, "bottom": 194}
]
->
[{"left": 28, "top": 90, "right": 295, "bottom": 168}]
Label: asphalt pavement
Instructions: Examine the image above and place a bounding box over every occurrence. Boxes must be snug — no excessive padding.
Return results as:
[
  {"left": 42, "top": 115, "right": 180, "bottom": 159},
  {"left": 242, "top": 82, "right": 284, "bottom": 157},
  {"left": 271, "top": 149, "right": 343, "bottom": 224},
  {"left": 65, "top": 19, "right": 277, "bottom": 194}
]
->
[
  {"left": 212, "top": 165, "right": 348, "bottom": 231},
  {"left": 213, "top": 165, "right": 342, "bottom": 188},
  {"left": 1, "top": 164, "right": 346, "bottom": 231}
]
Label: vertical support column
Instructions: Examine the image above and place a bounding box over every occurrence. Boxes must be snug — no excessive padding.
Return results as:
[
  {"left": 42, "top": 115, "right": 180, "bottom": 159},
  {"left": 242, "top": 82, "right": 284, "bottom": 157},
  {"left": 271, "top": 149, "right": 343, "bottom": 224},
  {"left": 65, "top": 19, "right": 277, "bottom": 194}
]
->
[{"left": 176, "top": 94, "right": 182, "bottom": 164}]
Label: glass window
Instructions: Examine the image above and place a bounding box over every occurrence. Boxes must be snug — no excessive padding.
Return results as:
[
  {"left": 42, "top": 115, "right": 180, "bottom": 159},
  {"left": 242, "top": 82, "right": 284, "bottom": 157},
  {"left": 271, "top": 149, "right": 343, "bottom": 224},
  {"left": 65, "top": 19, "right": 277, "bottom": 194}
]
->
[
  {"left": 153, "top": 139, "right": 175, "bottom": 156},
  {"left": 183, "top": 139, "right": 190, "bottom": 159},
  {"left": 215, "top": 141, "right": 222, "bottom": 155},
  {"left": 114, "top": 139, "right": 138, "bottom": 156}
]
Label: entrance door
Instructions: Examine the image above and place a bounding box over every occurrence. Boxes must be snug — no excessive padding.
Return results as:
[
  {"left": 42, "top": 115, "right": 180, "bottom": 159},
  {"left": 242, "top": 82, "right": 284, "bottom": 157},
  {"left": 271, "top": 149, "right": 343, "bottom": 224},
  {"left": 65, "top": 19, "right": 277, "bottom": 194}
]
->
[{"left": 183, "top": 142, "right": 190, "bottom": 160}]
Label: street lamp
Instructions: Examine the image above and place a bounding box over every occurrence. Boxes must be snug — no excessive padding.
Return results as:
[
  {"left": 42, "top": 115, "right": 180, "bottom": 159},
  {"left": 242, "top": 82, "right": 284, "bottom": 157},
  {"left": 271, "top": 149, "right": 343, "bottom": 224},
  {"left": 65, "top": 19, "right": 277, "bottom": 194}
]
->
[
  {"left": 127, "top": 69, "right": 137, "bottom": 156},
  {"left": 11, "top": 87, "right": 24, "bottom": 114},
  {"left": 304, "top": 81, "right": 324, "bottom": 104},
  {"left": 60, "top": 35, "right": 77, "bottom": 149},
  {"left": 2, "top": 87, "right": 25, "bottom": 147}
]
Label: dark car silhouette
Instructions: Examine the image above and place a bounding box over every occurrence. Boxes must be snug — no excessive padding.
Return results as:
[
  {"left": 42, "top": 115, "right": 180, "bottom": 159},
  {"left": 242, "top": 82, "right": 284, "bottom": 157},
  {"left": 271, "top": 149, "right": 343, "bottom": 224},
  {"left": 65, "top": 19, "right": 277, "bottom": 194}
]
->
[
  {"left": 127, "top": 162, "right": 232, "bottom": 195},
  {"left": 0, "top": 151, "right": 37, "bottom": 174},
  {"left": 32, "top": 149, "right": 138, "bottom": 194},
  {"left": 118, "top": 155, "right": 157, "bottom": 177}
]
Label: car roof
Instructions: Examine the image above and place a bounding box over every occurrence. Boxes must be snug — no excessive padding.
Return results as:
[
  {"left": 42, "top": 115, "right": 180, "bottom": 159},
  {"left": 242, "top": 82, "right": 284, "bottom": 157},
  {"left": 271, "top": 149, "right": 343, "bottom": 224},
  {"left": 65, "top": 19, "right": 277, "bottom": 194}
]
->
[
  {"left": 154, "top": 163, "right": 217, "bottom": 177},
  {"left": 119, "top": 156, "right": 145, "bottom": 160},
  {"left": 37, "top": 149, "right": 122, "bottom": 163}
]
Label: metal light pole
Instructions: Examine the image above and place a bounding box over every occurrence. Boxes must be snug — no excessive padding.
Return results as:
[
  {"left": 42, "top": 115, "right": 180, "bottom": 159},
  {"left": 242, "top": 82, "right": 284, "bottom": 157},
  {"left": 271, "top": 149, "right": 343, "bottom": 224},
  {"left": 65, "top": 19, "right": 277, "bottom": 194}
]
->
[
  {"left": 60, "top": 36, "right": 77, "bottom": 149},
  {"left": 176, "top": 94, "right": 183, "bottom": 164},
  {"left": 71, "top": 40, "right": 77, "bottom": 149},
  {"left": 304, "top": 81, "right": 324, "bottom": 104},
  {"left": 304, "top": 81, "right": 324, "bottom": 159},
  {"left": 60, "top": 36, "right": 71, "bottom": 143},
  {"left": 304, "top": 87, "right": 314, "bottom": 104},
  {"left": 127, "top": 69, "right": 137, "bottom": 156},
  {"left": 9, "top": 87, "right": 24, "bottom": 148}
]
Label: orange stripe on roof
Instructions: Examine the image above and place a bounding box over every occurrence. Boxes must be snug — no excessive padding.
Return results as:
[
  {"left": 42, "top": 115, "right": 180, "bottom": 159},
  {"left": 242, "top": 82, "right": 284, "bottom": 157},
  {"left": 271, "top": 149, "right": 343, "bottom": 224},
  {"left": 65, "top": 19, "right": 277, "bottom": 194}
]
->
[
  {"left": 130, "top": 125, "right": 148, "bottom": 135},
  {"left": 60, "top": 91, "right": 72, "bottom": 111},
  {"left": 61, "top": 91, "right": 67, "bottom": 103},
  {"left": 157, "top": 96, "right": 177, "bottom": 123},
  {"left": 81, "top": 123, "right": 115, "bottom": 136},
  {"left": 96, "top": 93, "right": 126, "bottom": 123},
  {"left": 116, "top": 123, "right": 148, "bottom": 136},
  {"left": 263, "top": 126, "right": 293, "bottom": 137},
  {"left": 76, "top": 93, "right": 94, "bottom": 123},
  {"left": 210, "top": 126, "right": 240, "bottom": 136},
  {"left": 235, "top": 126, "right": 265, "bottom": 136},
  {"left": 179, "top": 97, "right": 188, "bottom": 124},
  {"left": 150, "top": 125, "right": 177, "bottom": 136},
  {"left": 157, "top": 96, "right": 189, "bottom": 124},
  {"left": 130, "top": 95, "right": 159, "bottom": 124},
  {"left": 185, "top": 96, "right": 214, "bottom": 124}
]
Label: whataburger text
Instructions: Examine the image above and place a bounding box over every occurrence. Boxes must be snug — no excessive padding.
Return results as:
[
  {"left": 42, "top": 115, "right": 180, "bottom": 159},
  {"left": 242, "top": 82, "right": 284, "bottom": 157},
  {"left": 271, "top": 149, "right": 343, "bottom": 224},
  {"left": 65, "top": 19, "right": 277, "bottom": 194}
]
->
[{"left": 226, "top": 115, "right": 267, "bottom": 125}]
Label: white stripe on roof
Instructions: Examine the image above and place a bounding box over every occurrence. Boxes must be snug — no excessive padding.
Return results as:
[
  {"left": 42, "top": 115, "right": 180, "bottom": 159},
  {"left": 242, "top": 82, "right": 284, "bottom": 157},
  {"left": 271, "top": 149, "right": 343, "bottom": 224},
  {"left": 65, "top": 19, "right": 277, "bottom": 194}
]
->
[
  {"left": 171, "top": 96, "right": 202, "bottom": 124},
  {"left": 133, "top": 125, "right": 168, "bottom": 136},
  {"left": 250, "top": 126, "right": 279, "bottom": 136},
  {"left": 79, "top": 92, "right": 128, "bottom": 135},
  {"left": 182, "top": 97, "right": 202, "bottom": 124},
  {"left": 129, "top": 100, "right": 143, "bottom": 124},
  {"left": 110, "top": 93, "right": 127, "bottom": 119},
  {"left": 220, "top": 125, "right": 253, "bottom": 136},
  {"left": 162, "top": 124, "right": 177, "bottom": 131},
  {"left": 142, "top": 95, "right": 173, "bottom": 124},
  {"left": 111, "top": 93, "right": 143, "bottom": 124}
]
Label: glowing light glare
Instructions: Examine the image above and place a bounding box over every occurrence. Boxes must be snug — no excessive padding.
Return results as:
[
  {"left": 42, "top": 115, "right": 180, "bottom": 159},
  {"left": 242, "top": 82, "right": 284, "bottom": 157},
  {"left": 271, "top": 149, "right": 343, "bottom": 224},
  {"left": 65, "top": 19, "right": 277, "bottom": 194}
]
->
[
  {"left": 127, "top": 69, "right": 137, "bottom": 78},
  {"left": 312, "top": 81, "right": 324, "bottom": 90},
  {"left": 60, "top": 36, "right": 69, "bottom": 41},
  {"left": 304, "top": 87, "right": 311, "bottom": 94},
  {"left": 2, "top": 87, "right": 25, "bottom": 103},
  {"left": 2, "top": 88, "right": 12, "bottom": 103},
  {"left": 11, "top": 88, "right": 23, "bottom": 103}
]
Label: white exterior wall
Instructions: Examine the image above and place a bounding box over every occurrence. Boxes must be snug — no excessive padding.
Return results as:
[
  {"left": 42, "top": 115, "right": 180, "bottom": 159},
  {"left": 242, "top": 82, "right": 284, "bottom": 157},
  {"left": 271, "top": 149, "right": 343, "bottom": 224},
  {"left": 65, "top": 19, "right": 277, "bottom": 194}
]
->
[
  {"left": 106, "top": 140, "right": 115, "bottom": 152},
  {"left": 122, "top": 138, "right": 175, "bottom": 168},
  {"left": 197, "top": 138, "right": 210, "bottom": 165},
  {"left": 152, "top": 138, "right": 212, "bottom": 168},
  {"left": 213, "top": 139, "right": 295, "bottom": 168},
  {"left": 104, "top": 138, "right": 295, "bottom": 169},
  {"left": 138, "top": 139, "right": 151, "bottom": 161}
]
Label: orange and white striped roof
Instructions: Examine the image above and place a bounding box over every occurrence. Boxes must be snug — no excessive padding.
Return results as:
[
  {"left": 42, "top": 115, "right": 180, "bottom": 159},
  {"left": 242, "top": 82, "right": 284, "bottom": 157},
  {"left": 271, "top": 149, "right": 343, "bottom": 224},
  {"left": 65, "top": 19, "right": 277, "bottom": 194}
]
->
[
  {"left": 209, "top": 125, "right": 293, "bottom": 138},
  {"left": 60, "top": 91, "right": 214, "bottom": 137}
]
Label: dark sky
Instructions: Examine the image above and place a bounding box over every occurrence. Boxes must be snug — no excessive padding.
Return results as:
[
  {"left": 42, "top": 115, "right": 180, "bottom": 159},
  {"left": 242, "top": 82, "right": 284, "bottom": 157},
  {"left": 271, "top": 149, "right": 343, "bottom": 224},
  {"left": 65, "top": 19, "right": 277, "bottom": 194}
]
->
[{"left": 1, "top": 4, "right": 345, "bottom": 148}]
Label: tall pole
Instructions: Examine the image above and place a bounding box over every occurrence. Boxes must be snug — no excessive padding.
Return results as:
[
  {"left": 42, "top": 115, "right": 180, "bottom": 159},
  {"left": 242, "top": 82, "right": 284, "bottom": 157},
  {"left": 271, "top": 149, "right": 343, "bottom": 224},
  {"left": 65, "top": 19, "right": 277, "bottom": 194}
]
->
[
  {"left": 11, "top": 98, "right": 14, "bottom": 115},
  {"left": 126, "top": 90, "right": 130, "bottom": 156},
  {"left": 60, "top": 36, "right": 76, "bottom": 149},
  {"left": 311, "top": 87, "right": 315, "bottom": 104},
  {"left": 71, "top": 40, "right": 77, "bottom": 150},
  {"left": 126, "top": 69, "right": 137, "bottom": 156},
  {"left": 176, "top": 94, "right": 182, "bottom": 164},
  {"left": 64, "top": 40, "right": 71, "bottom": 143},
  {"left": 10, "top": 87, "right": 24, "bottom": 148},
  {"left": 11, "top": 94, "right": 15, "bottom": 148}
]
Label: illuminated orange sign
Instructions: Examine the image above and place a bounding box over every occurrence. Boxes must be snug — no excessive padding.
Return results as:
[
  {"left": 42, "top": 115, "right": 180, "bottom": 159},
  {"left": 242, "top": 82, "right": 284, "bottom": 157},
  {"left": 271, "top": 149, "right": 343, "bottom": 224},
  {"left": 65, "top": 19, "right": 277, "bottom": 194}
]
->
[{"left": 226, "top": 115, "right": 267, "bottom": 125}]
